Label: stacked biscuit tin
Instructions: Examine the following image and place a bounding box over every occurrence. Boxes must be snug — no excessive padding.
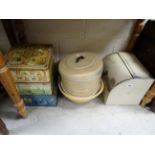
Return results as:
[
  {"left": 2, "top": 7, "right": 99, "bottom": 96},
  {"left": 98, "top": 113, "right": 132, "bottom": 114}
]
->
[{"left": 6, "top": 45, "right": 57, "bottom": 106}]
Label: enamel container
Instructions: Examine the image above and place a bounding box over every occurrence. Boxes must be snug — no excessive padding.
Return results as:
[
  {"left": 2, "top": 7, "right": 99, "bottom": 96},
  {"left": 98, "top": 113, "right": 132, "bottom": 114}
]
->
[{"left": 102, "top": 52, "right": 154, "bottom": 105}]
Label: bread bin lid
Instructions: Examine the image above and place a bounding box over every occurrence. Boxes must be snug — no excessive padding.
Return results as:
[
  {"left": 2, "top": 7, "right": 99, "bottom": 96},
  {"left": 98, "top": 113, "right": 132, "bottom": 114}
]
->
[
  {"left": 118, "top": 52, "right": 152, "bottom": 78},
  {"left": 59, "top": 52, "right": 103, "bottom": 80},
  {"left": 6, "top": 45, "right": 53, "bottom": 70}
]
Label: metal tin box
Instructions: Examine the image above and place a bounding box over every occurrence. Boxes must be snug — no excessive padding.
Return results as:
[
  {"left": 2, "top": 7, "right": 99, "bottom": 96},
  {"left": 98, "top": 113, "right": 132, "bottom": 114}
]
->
[
  {"left": 22, "top": 94, "right": 58, "bottom": 106},
  {"left": 21, "top": 86, "right": 58, "bottom": 106},
  {"left": 102, "top": 52, "right": 154, "bottom": 105},
  {"left": 6, "top": 45, "right": 53, "bottom": 83},
  {"left": 17, "top": 82, "right": 53, "bottom": 95}
]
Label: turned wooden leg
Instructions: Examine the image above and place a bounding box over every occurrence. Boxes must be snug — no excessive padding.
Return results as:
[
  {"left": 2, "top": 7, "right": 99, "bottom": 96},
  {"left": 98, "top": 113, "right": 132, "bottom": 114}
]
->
[
  {"left": 0, "top": 51, "right": 27, "bottom": 117},
  {"left": 141, "top": 82, "right": 155, "bottom": 107},
  {"left": 126, "top": 19, "right": 146, "bottom": 52},
  {"left": 0, "top": 118, "right": 9, "bottom": 135}
]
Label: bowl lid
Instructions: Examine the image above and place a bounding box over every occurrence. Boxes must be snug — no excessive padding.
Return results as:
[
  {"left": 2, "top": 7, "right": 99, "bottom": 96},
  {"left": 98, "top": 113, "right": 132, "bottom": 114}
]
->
[{"left": 59, "top": 52, "right": 103, "bottom": 79}]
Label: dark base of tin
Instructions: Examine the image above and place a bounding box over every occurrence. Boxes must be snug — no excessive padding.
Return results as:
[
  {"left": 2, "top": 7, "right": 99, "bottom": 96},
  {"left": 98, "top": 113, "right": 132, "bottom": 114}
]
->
[{"left": 22, "top": 95, "right": 58, "bottom": 106}]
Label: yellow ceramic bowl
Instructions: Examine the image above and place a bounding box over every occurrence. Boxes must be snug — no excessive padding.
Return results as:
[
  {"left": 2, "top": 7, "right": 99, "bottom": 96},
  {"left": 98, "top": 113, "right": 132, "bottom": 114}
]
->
[{"left": 58, "top": 80, "right": 104, "bottom": 104}]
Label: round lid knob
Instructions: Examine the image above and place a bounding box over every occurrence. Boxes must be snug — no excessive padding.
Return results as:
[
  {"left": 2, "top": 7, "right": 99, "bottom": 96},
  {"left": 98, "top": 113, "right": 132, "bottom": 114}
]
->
[{"left": 59, "top": 52, "right": 103, "bottom": 80}]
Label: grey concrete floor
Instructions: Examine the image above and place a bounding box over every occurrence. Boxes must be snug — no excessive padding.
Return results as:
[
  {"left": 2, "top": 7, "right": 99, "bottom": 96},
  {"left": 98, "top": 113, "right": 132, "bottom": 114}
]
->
[{"left": 0, "top": 96, "right": 155, "bottom": 135}]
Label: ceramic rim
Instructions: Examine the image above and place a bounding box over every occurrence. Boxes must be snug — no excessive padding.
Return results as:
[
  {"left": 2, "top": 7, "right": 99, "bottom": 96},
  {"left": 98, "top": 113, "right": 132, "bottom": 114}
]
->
[{"left": 58, "top": 80, "right": 104, "bottom": 104}]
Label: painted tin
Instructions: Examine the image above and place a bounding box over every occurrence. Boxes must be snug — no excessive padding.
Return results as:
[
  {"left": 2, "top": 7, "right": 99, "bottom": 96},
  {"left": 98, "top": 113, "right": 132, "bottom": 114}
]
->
[
  {"left": 21, "top": 85, "right": 58, "bottom": 106},
  {"left": 6, "top": 45, "right": 53, "bottom": 82},
  {"left": 17, "top": 82, "right": 53, "bottom": 95},
  {"left": 22, "top": 94, "right": 58, "bottom": 106},
  {"left": 102, "top": 51, "right": 154, "bottom": 105}
]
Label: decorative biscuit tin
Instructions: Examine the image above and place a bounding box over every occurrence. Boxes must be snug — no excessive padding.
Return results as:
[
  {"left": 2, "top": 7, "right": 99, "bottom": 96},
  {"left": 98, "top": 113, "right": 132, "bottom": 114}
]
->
[
  {"left": 22, "top": 86, "right": 58, "bottom": 106},
  {"left": 22, "top": 94, "right": 57, "bottom": 106},
  {"left": 59, "top": 52, "right": 103, "bottom": 97},
  {"left": 17, "top": 82, "right": 53, "bottom": 95},
  {"left": 6, "top": 45, "right": 53, "bottom": 83}
]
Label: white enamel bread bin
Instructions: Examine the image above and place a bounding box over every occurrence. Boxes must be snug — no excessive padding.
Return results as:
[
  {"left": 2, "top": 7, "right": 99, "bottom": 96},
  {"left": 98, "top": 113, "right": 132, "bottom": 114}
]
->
[
  {"left": 102, "top": 52, "right": 154, "bottom": 105},
  {"left": 59, "top": 52, "right": 103, "bottom": 98}
]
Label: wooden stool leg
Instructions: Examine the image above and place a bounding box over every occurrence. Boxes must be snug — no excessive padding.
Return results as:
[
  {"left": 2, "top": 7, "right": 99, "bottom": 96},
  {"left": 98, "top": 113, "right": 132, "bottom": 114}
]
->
[
  {"left": 126, "top": 19, "right": 146, "bottom": 52},
  {"left": 0, "top": 118, "right": 9, "bottom": 135},
  {"left": 0, "top": 51, "right": 27, "bottom": 117},
  {"left": 141, "top": 82, "right": 155, "bottom": 107}
]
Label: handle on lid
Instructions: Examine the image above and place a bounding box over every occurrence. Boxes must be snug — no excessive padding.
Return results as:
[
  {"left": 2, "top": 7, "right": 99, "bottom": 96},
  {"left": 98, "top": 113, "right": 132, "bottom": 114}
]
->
[{"left": 75, "top": 56, "right": 85, "bottom": 63}]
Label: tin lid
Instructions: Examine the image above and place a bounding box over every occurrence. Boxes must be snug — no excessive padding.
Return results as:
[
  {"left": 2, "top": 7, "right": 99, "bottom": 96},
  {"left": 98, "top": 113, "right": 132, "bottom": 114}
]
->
[
  {"left": 59, "top": 52, "right": 103, "bottom": 80},
  {"left": 6, "top": 45, "right": 53, "bottom": 70},
  {"left": 118, "top": 52, "right": 152, "bottom": 78}
]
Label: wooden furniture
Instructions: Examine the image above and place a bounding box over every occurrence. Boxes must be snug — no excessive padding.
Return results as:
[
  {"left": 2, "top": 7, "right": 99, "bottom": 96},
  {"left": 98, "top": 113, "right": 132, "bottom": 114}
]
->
[
  {"left": 141, "top": 84, "right": 155, "bottom": 107},
  {"left": 126, "top": 19, "right": 146, "bottom": 52},
  {"left": 0, "top": 118, "right": 9, "bottom": 135},
  {"left": 0, "top": 51, "right": 27, "bottom": 118},
  {"left": 127, "top": 19, "right": 155, "bottom": 108}
]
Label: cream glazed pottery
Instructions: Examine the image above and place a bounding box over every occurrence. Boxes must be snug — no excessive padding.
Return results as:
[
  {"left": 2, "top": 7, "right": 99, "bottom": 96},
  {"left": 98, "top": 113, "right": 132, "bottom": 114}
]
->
[
  {"left": 58, "top": 80, "right": 104, "bottom": 104},
  {"left": 59, "top": 52, "right": 104, "bottom": 98}
]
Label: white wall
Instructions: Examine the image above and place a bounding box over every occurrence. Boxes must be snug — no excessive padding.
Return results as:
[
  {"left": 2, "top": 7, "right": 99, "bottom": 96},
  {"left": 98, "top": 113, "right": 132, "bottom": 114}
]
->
[
  {"left": 23, "top": 19, "right": 136, "bottom": 61},
  {"left": 0, "top": 20, "right": 11, "bottom": 52}
]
